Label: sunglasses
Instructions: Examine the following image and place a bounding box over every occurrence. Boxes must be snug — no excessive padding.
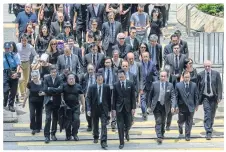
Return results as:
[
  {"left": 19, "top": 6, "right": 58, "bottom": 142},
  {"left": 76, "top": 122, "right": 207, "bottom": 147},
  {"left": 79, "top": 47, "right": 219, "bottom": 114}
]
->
[
  {"left": 119, "top": 38, "right": 125, "bottom": 40},
  {"left": 51, "top": 43, "right": 57, "bottom": 45},
  {"left": 141, "top": 47, "right": 146, "bottom": 48}
]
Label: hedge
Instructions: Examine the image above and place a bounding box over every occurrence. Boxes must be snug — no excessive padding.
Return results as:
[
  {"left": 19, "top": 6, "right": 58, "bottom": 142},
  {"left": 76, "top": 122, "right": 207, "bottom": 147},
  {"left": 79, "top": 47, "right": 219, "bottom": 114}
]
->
[{"left": 197, "top": 4, "right": 224, "bottom": 17}]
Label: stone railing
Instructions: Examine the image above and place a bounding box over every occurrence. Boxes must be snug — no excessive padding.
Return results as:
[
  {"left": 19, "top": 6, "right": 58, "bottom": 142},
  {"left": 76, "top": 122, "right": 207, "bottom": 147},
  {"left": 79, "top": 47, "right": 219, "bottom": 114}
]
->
[{"left": 176, "top": 4, "right": 224, "bottom": 32}]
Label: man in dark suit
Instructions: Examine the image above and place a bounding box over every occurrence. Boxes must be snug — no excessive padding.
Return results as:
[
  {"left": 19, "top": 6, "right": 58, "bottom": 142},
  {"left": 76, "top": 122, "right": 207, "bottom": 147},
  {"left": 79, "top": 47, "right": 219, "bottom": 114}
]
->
[
  {"left": 57, "top": 46, "right": 80, "bottom": 75},
  {"left": 50, "top": 12, "right": 65, "bottom": 37},
  {"left": 113, "top": 33, "right": 132, "bottom": 59},
  {"left": 140, "top": 52, "right": 158, "bottom": 120},
  {"left": 148, "top": 70, "right": 175, "bottom": 144},
  {"left": 197, "top": 60, "right": 222, "bottom": 140},
  {"left": 164, "top": 64, "right": 177, "bottom": 131},
  {"left": 125, "top": 27, "right": 139, "bottom": 52},
  {"left": 74, "top": 4, "right": 88, "bottom": 47},
  {"left": 163, "top": 34, "right": 179, "bottom": 60},
  {"left": 148, "top": 34, "right": 163, "bottom": 71},
  {"left": 86, "top": 4, "right": 106, "bottom": 31},
  {"left": 80, "top": 64, "right": 96, "bottom": 131},
  {"left": 112, "top": 70, "right": 136, "bottom": 149},
  {"left": 84, "top": 43, "right": 104, "bottom": 73},
  {"left": 98, "top": 57, "right": 117, "bottom": 130},
  {"left": 86, "top": 73, "right": 111, "bottom": 149},
  {"left": 102, "top": 12, "right": 123, "bottom": 57},
  {"left": 174, "top": 30, "right": 189, "bottom": 57},
  {"left": 172, "top": 71, "right": 199, "bottom": 141},
  {"left": 43, "top": 66, "right": 63, "bottom": 143},
  {"left": 165, "top": 43, "right": 187, "bottom": 82}
]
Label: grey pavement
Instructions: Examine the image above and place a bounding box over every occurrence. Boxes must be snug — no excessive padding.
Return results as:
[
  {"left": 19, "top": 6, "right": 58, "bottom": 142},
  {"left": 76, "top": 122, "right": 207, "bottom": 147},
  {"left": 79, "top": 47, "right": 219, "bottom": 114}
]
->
[{"left": 3, "top": 4, "right": 224, "bottom": 150}]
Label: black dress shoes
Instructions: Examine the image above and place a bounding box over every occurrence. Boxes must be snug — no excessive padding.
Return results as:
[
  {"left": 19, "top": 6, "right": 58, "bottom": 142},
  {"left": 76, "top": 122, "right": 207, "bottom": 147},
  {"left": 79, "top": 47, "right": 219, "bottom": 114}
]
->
[
  {"left": 94, "top": 139, "right": 98, "bottom": 143},
  {"left": 9, "top": 106, "right": 15, "bottom": 112},
  {"left": 51, "top": 135, "right": 57, "bottom": 141},
  {"left": 157, "top": 138, "right": 162, "bottom": 144},
  {"left": 87, "top": 127, "right": 92, "bottom": 132},
  {"left": 101, "top": 142, "right": 108, "bottom": 148},
  {"left": 31, "top": 130, "right": 36, "bottom": 135},
  {"left": 166, "top": 126, "right": 170, "bottom": 131},
  {"left": 206, "top": 133, "right": 212, "bottom": 140},
  {"left": 45, "top": 137, "right": 50, "bottom": 143},
  {"left": 73, "top": 135, "right": 79, "bottom": 141},
  {"left": 65, "top": 136, "right": 71, "bottom": 141},
  {"left": 185, "top": 136, "right": 190, "bottom": 141},
  {"left": 119, "top": 144, "right": 124, "bottom": 149},
  {"left": 125, "top": 133, "right": 130, "bottom": 141}
]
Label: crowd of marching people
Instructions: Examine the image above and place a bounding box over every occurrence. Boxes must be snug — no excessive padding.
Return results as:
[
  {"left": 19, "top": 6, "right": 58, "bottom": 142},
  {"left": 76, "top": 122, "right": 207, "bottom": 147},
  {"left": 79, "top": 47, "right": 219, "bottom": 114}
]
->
[{"left": 3, "top": 3, "right": 222, "bottom": 149}]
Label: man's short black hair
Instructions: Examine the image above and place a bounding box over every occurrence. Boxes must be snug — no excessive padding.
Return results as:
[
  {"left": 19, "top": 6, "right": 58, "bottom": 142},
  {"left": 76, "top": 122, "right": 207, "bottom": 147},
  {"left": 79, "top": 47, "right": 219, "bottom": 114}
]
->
[{"left": 117, "top": 69, "right": 125, "bottom": 75}]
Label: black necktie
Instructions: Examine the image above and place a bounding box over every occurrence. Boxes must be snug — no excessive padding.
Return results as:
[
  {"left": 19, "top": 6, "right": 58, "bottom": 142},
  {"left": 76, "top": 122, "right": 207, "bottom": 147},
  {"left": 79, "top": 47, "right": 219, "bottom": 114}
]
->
[
  {"left": 90, "top": 76, "right": 93, "bottom": 85},
  {"left": 175, "top": 55, "right": 179, "bottom": 69},
  {"left": 111, "top": 23, "right": 114, "bottom": 43},
  {"left": 67, "top": 56, "right": 71, "bottom": 71},
  {"left": 207, "top": 72, "right": 211, "bottom": 94},
  {"left": 98, "top": 86, "right": 101, "bottom": 104},
  {"left": 107, "top": 69, "right": 110, "bottom": 84},
  {"left": 186, "top": 83, "right": 189, "bottom": 93},
  {"left": 161, "top": 82, "right": 164, "bottom": 90},
  {"left": 121, "top": 82, "right": 125, "bottom": 91},
  {"left": 93, "top": 54, "right": 96, "bottom": 65}
]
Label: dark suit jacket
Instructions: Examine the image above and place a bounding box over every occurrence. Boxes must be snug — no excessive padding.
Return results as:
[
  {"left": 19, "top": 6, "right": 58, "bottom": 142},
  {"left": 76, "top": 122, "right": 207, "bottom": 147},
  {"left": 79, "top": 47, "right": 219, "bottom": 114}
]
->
[
  {"left": 98, "top": 68, "right": 118, "bottom": 86},
  {"left": 57, "top": 54, "right": 80, "bottom": 74},
  {"left": 115, "top": 72, "right": 138, "bottom": 92},
  {"left": 164, "top": 53, "right": 187, "bottom": 75},
  {"left": 83, "top": 53, "right": 105, "bottom": 73},
  {"left": 112, "top": 80, "right": 136, "bottom": 113},
  {"left": 149, "top": 81, "right": 175, "bottom": 115},
  {"left": 197, "top": 70, "right": 222, "bottom": 104},
  {"left": 50, "top": 21, "right": 64, "bottom": 37},
  {"left": 141, "top": 61, "right": 159, "bottom": 91},
  {"left": 43, "top": 75, "right": 63, "bottom": 105},
  {"left": 71, "top": 46, "right": 83, "bottom": 67},
  {"left": 179, "top": 39, "right": 189, "bottom": 57},
  {"left": 86, "top": 4, "right": 106, "bottom": 30},
  {"left": 125, "top": 36, "right": 139, "bottom": 52},
  {"left": 148, "top": 43, "right": 163, "bottom": 70},
  {"left": 80, "top": 73, "right": 95, "bottom": 94},
  {"left": 174, "top": 81, "right": 199, "bottom": 112},
  {"left": 101, "top": 21, "right": 122, "bottom": 51},
  {"left": 112, "top": 43, "right": 132, "bottom": 59},
  {"left": 86, "top": 84, "right": 111, "bottom": 116},
  {"left": 163, "top": 44, "right": 172, "bottom": 60}
]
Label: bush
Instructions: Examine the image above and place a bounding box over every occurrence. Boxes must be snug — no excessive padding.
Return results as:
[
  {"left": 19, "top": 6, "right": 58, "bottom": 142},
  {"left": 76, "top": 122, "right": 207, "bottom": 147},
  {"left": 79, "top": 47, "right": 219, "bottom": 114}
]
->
[{"left": 197, "top": 4, "right": 224, "bottom": 17}]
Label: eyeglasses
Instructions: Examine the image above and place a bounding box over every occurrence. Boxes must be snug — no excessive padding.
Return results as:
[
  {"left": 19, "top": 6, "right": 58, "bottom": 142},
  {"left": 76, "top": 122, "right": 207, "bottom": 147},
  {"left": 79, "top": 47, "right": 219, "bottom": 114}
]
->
[
  {"left": 92, "top": 24, "right": 97, "bottom": 26},
  {"left": 109, "top": 18, "right": 114, "bottom": 20},
  {"left": 119, "top": 38, "right": 125, "bottom": 40},
  {"left": 51, "top": 43, "right": 57, "bottom": 45},
  {"left": 141, "top": 47, "right": 146, "bottom": 48},
  {"left": 93, "top": 49, "right": 98, "bottom": 51}
]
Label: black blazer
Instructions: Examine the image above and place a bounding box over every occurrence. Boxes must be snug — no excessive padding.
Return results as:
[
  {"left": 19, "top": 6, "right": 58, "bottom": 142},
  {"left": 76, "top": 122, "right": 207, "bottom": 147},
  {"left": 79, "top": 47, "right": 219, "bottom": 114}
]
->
[
  {"left": 83, "top": 53, "right": 105, "bottom": 73},
  {"left": 43, "top": 75, "right": 63, "bottom": 105},
  {"left": 179, "top": 39, "right": 189, "bottom": 57},
  {"left": 148, "top": 43, "right": 163, "bottom": 70},
  {"left": 98, "top": 68, "right": 118, "bottom": 86},
  {"left": 197, "top": 70, "right": 223, "bottom": 104},
  {"left": 112, "top": 80, "right": 136, "bottom": 113},
  {"left": 86, "top": 84, "right": 111, "bottom": 116},
  {"left": 50, "top": 21, "right": 64, "bottom": 37},
  {"left": 149, "top": 81, "right": 175, "bottom": 115},
  {"left": 125, "top": 36, "right": 139, "bottom": 52},
  {"left": 174, "top": 81, "right": 199, "bottom": 112},
  {"left": 86, "top": 4, "right": 106, "bottom": 30}
]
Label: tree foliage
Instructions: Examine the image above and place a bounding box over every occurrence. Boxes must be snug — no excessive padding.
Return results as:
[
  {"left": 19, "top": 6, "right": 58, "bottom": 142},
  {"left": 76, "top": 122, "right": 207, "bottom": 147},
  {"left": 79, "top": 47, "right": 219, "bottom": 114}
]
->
[{"left": 197, "top": 4, "right": 224, "bottom": 17}]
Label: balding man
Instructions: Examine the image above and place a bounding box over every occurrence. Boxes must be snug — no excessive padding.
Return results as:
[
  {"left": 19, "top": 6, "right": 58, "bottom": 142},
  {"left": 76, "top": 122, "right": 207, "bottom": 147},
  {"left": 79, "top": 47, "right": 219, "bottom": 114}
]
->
[
  {"left": 50, "top": 12, "right": 65, "bottom": 37},
  {"left": 127, "top": 52, "right": 143, "bottom": 103},
  {"left": 56, "top": 46, "right": 80, "bottom": 74},
  {"left": 197, "top": 60, "right": 222, "bottom": 140},
  {"left": 113, "top": 33, "right": 132, "bottom": 59}
]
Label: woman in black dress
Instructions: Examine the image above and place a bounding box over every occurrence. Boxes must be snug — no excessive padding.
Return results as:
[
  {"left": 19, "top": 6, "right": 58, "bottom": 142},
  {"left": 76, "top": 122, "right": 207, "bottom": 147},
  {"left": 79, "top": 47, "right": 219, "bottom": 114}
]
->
[
  {"left": 35, "top": 24, "right": 53, "bottom": 56},
  {"left": 120, "top": 4, "right": 132, "bottom": 36},
  {"left": 134, "top": 42, "right": 149, "bottom": 62},
  {"left": 22, "top": 70, "right": 45, "bottom": 135},
  {"left": 180, "top": 58, "right": 198, "bottom": 84},
  {"left": 46, "top": 39, "right": 63, "bottom": 65},
  {"left": 81, "top": 32, "right": 95, "bottom": 56},
  {"left": 149, "top": 8, "right": 164, "bottom": 44}
]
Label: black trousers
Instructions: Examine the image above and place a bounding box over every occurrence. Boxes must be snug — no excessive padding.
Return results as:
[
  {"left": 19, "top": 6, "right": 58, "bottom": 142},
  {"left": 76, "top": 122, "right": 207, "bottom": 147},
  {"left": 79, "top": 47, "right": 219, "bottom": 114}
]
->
[
  {"left": 76, "top": 24, "right": 86, "bottom": 47},
  {"left": 178, "top": 110, "right": 194, "bottom": 137},
  {"left": 166, "top": 105, "right": 173, "bottom": 127},
  {"left": 66, "top": 106, "right": 80, "bottom": 137},
  {"left": 93, "top": 104, "right": 108, "bottom": 143},
  {"left": 153, "top": 102, "right": 166, "bottom": 138},
  {"left": 106, "top": 43, "right": 116, "bottom": 58},
  {"left": 29, "top": 101, "right": 43, "bottom": 130},
  {"left": 44, "top": 102, "right": 60, "bottom": 137},
  {"left": 3, "top": 72, "right": 18, "bottom": 107},
  {"left": 85, "top": 98, "right": 92, "bottom": 129},
  {"left": 203, "top": 95, "right": 218, "bottom": 134},
  {"left": 116, "top": 106, "right": 132, "bottom": 145}
]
